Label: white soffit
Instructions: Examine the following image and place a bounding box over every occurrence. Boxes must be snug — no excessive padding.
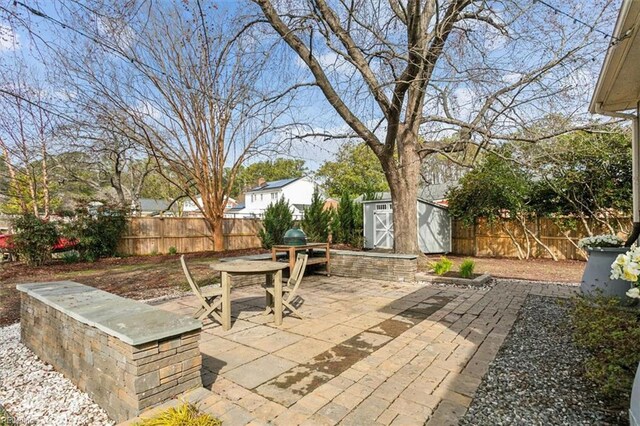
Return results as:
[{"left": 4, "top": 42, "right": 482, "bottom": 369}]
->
[{"left": 590, "top": 0, "right": 640, "bottom": 113}]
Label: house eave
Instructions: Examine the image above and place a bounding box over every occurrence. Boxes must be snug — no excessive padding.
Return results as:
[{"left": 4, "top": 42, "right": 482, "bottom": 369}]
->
[{"left": 589, "top": 0, "right": 640, "bottom": 114}]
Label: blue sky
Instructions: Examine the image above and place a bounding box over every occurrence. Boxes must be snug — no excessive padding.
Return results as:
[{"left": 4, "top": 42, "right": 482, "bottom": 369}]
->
[{"left": 0, "top": 0, "right": 623, "bottom": 172}]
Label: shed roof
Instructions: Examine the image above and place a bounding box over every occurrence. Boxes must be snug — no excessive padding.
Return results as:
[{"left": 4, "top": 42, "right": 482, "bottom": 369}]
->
[{"left": 359, "top": 193, "right": 448, "bottom": 210}]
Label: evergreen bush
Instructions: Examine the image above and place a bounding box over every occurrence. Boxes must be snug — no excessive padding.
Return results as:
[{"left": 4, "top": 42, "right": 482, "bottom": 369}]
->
[
  {"left": 258, "top": 198, "right": 293, "bottom": 249},
  {"left": 335, "top": 192, "right": 364, "bottom": 247},
  {"left": 12, "top": 213, "right": 59, "bottom": 266},
  {"left": 300, "top": 188, "right": 331, "bottom": 242},
  {"left": 65, "top": 206, "right": 127, "bottom": 261}
]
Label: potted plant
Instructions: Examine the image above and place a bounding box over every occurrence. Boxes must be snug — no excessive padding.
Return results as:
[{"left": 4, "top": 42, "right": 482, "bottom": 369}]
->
[{"left": 579, "top": 234, "right": 628, "bottom": 298}]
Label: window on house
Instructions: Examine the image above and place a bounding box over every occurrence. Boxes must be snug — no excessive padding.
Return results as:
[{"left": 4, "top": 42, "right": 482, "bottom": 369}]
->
[
  {"left": 260, "top": 194, "right": 264, "bottom": 201},
  {"left": 271, "top": 192, "right": 277, "bottom": 200}
]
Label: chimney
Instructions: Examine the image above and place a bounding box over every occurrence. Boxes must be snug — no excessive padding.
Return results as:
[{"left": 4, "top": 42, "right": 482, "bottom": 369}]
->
[{"left": 257, "top": 177, "right": 267, "bottom": 187}]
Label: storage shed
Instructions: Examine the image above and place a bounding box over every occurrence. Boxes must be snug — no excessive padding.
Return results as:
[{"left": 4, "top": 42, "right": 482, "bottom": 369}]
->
[{"left": 361, "top": 193, "right": 451, "bottom": 253}]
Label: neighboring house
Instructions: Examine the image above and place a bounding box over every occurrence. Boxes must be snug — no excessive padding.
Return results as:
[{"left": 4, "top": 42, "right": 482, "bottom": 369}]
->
[
  {"left": 132, "top": 198, "right": 176, "bottom": 217},
  {"left": 182, "top": 196, "right": 237, "bottom": 217},
  {"left": 226, "top": 177, "right": 315, "bottom": 219}
]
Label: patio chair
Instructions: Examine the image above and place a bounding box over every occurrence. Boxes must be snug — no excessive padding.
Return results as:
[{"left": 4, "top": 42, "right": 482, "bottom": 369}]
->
[
  {"left": 180, "top": 255, "right": 224, "bottom": 323},
  {"left": 264, "top": 253, "right": 308, "bottom": 319}
]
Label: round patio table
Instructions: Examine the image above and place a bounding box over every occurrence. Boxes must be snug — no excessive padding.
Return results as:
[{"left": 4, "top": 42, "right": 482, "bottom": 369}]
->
[{"left": 210, "top": 260, "right": 288, "bottom": 329}]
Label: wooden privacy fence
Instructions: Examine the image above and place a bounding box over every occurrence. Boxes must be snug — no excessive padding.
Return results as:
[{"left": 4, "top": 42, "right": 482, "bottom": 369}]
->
[
  {"left": 452, "top": 217, "right": 632, "bottom": 261},
  {"left": 117, "top": 217, "right": 262, "bottom": 256}
]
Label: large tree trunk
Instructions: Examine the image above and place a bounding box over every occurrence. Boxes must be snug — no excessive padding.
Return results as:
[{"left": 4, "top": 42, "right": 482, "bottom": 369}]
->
[{"left": 385, "top": 139, "right": 422, "bottom": 254}]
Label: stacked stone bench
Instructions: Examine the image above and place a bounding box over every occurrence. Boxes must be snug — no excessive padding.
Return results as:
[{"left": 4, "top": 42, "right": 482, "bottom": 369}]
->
[
  {"left": 17, "top": 281, "right": 202, "bottom": 423},
  {"left": 330, "top": 250, "right": 418, "bottom": 282}
]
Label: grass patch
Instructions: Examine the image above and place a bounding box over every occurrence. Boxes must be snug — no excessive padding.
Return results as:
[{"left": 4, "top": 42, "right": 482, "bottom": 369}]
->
[
  {"left": 571, "top": 296, "right": 640, "bottom": 407},
  {"left": 135, "top": 403, "right": 221, "bottom": 426}
]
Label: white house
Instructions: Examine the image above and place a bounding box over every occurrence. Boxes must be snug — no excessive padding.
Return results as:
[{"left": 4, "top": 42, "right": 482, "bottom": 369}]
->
[
  {"left": 182, "top": 196, "right": 237, "bottom": 217},
  {"left": 225, "top": 177, "right": 315, "bottom": 219}
]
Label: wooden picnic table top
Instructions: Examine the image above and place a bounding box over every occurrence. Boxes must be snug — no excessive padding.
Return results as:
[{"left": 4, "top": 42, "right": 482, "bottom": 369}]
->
[{"left": 210, "top": 260, "right": 288, "bottom": 274}]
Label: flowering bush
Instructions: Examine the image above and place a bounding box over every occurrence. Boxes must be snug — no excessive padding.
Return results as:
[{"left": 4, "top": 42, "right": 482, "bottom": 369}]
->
[
  {"left": 577, "top": 234, "right": 624, "bottom": 249},
  {"left": 610, "top": 246, "right": 640, "bottom": 298}
]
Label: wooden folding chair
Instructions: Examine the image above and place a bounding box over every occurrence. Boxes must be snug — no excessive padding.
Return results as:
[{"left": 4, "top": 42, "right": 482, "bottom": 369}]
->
[
  {"left": 264, "top": 253, "right": 308, "bottom": 319},
  {"left": 180, "top": 255, "right": 224, "bottom": 323}
]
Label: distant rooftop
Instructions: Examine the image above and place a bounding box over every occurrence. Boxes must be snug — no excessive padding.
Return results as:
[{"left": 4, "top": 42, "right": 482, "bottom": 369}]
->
[
  {"left": 138, "top": 198, "right": 172, "bottom": 212},
  {"left": 247, "top": 178, "right": 301, "bottom": 192}
]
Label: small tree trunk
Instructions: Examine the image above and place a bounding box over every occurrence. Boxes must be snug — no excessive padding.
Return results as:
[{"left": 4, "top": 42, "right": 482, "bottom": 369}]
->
[
  {"left": 211, "top": 216, "right": 225, "bottom": 252},
  {"left": 41, "top": 143, "right": 50, "bottom": 218},
  {"left": 501, "top": 221, "right": 526, "bottom": 259},
  {"left": 29, "top": 166, "right": 39, "bottom": 217}
]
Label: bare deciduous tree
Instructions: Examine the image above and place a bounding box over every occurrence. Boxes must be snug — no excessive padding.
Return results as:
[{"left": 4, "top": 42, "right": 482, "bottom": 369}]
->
[
  {"left": 0, "top": 62, "right": 56, "bottom": 217},
  {"left": 55, "top": 1, "right": 294, "bottom": 250},
  {"left": 254, "top": 0, "right": 615, "bottom": 254}
]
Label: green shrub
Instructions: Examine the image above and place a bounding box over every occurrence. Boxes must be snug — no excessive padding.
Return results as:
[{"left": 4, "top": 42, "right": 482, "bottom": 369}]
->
[
  {"left": 571, "top": 296, "right": 640, "bottom": 406},
  {"left": 65, "top": 206, "right": 127, "bottom": 261},
  {"left": 334, "top": 192, "right": 363, "bottom": 247},
  {"left": 459, "top": 258, "right": 475, "bottom": 278},
  {"left": 12, "top": 213, "right": 59, "bottom": 266},
  {"left": 62, "top": 251, "right": 81, "bottom": 264},
  {"left": 300, "top": 188, "right": 331, "bottom": 242},
  {"left": 431, "top": 256, "right": 453, "bottom": 276},
  {"left": 135, "top": 402, "right": 221, "bottom": 426},
  {"left": 168, "top": 246, "right": 178, "bottom": 255},
  {"left": 258, "top": 198, "right": 293, "bottom": 249}
]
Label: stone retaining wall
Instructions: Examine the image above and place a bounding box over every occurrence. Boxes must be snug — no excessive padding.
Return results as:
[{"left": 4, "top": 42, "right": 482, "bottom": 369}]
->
[
  {"left": 18, "top": 282, "right": 202, "bottom": 422},
  {"left": 330, "top": 250, "right": 417, "bottom": 282}
]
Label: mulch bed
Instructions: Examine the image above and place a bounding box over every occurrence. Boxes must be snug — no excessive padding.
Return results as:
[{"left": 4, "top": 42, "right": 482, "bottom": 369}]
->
[{"left": 0, "top": 248, "right": 267, "bottom": 327}]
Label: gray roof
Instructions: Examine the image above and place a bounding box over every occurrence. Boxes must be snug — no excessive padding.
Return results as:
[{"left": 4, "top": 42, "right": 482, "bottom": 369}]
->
[
  {"left": 418, "top": 182, "right": 455, "bottom": 201},
  {"left": 355, "top": 182, "right": 456, "bottom": 204},
  {"left": 138, "top": 198, "right": 172, "bottom": 212},
  {"left": 247, "top": 178, "right": 300, "bottom": 192},
  {"left": 293, "top": 204, "right": 310, "bottom": 212},
  {"left": 226, "top": 203, "right": 245, "bottom": 211}
]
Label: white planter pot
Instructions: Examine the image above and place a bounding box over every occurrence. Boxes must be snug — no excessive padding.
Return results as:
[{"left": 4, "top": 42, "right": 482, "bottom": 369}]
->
[{"left": 580, "top": 247, "right": 631, "bottom": 299}]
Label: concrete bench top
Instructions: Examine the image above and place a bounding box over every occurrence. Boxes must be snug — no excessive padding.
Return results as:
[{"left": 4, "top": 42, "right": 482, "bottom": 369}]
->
[{"left": 17, "top": 281, "right": 201, "bottom": 346}]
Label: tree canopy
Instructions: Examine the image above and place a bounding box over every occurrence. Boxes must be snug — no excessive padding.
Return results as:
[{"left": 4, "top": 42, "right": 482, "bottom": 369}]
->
[{"left": 316, "top": 143, "right": 388, "bottom": 198}]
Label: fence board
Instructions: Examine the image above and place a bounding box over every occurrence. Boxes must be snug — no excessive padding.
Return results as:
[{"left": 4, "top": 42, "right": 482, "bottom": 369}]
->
[
  {"left": 451, "top": 217, "right": 631, "bottom": 261},
  {"left": 118, "top": 217, "right": 262, "bottom": 255}
]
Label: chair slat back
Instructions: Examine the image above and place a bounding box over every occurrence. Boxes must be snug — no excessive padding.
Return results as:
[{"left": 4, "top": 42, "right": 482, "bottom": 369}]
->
[
  {"left": 180, "top": 255, "right": 207, "bottom": 305},
  {"left": 287, "top": 253, "right": 308, "bottom": 294}
]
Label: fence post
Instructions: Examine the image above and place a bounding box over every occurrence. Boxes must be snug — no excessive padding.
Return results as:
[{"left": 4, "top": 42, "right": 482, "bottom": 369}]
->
[
  {"left": 473, "top": 219, "right": 478, "bottom": 257},
  {"left": 159, "top": 217, "right": 165, "bottom": 254}
]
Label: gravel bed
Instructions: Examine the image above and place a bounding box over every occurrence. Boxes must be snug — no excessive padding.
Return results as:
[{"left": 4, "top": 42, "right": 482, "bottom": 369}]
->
[
  {"left": 0, "top": 324, "right": 114, "bottom": 426},
  {"left": 460, "top": 294, "right": 627, "bottom": 426}
]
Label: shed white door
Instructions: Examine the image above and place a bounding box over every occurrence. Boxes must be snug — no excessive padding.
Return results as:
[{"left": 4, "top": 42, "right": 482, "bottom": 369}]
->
[{"left": 373, "top": 205, "right": 394, "bottom": 249}]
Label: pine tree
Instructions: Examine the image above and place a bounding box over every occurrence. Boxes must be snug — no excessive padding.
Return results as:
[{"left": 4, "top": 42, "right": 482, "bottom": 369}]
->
[
  {"left": 300, "top": 188, "right": 330, "bottom": 242},
  {"left": 258, "top": 198, "right": 293, "bottom": 249}
]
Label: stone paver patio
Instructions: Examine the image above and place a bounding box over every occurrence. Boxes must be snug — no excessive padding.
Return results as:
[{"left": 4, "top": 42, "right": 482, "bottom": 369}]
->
[{"left": 135, "top": 276, "right": 578, "bottom": 425}]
